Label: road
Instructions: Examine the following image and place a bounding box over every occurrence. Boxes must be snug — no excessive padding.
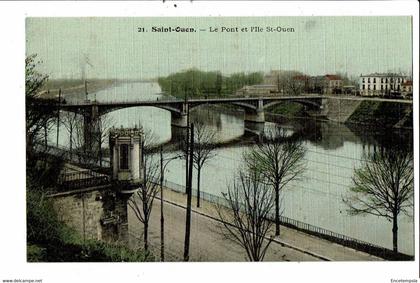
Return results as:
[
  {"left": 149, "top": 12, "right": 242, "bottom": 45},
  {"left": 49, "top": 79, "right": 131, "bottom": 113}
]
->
[
  {"left": 127, "top": 187, "right": 380, "bottom": 262},
  {"left": 128, "top": 195, "right": 322, "bottom": 262}
]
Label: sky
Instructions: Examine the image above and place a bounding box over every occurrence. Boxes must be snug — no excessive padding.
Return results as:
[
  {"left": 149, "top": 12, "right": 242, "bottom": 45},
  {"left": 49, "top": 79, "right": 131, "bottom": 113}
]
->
[{"left": 26, "top": 17, "right": 413, "bottom": 80}]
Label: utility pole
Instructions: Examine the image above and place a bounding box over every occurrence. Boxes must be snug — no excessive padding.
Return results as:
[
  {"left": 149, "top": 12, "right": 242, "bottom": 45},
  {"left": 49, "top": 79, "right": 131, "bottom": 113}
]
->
[
  {"left": 44, "top": 89, "right": 49, "bottom": 149},
  {"left": 183, "top": 123, "right": 194, "bottom": 262},
  {"left": 184, "top": 91, "right": 189, "bottom": 194},
  {"left": 85, "top": 80, "right": 88, "bottom": 101},
  {"left": 160, "top": 145, "right": 165, "bottom": 262},
  {"left": 56, "top": 88, "right": 61, "bottom": 147},
  {"left": 141, "top": 141, "right": 148, "bottom": 253}
]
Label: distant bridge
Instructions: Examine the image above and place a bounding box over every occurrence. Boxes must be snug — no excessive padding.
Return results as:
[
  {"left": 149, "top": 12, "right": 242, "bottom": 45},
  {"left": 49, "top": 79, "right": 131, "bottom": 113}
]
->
[
  {"left": 55, "top": 94, "right": 411, "bottom": 157},
  {"left": 59, "top": 95, "right": 325, "bottom": 116}
]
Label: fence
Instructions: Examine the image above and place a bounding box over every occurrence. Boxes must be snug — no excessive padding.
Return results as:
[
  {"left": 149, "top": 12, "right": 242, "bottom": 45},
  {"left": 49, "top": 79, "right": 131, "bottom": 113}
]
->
[
  {"left": 35, "top": 142, "right": 413, "bottom": 260},
  {"left": 160, "top": 179, "right": 413, "bottom": 261},
  {"left": 57, "top": 170, "right": 110, "bottom": 190},
  {"left": 36, "top": 142, "right": 111, "bottom": 168}
]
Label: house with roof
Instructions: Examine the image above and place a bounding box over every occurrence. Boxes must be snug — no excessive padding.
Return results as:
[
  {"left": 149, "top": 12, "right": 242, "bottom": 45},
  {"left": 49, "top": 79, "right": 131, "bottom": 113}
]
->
[
  {"left": 302, "top": 74, "right": 343, "bottom": 94},
  {"left": 324, "top": 74, "right": 343, "bottom": 94},
  {"left": 401, "top": 80, "right": 413, "bottom": 97},
  {"left": 235, "top": 84, "right": 278, "bottom": 96}
]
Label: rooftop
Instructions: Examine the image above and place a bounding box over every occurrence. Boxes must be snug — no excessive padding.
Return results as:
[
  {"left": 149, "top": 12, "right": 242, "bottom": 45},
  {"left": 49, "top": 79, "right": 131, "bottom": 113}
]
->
[
  {"left": 247, "top": 84, "right": 277, "bottom": 88},
  {"left": 402, "top": 80, "right": 412, "bottom": 86},
  {"left": 325, "top": 74, "right": 341, "bottom": 81},
  {"left": 109, "top": 127, "right": 144, "bottom": 138},
  {"left": 360, "top": 73, "right": 407, "bottom": 77}
]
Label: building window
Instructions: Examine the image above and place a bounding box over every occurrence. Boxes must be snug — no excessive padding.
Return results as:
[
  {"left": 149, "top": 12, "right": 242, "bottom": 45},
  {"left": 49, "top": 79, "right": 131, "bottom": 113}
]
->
[
  {"left": 367, "top": 85, "right": 370, "bottom": 90},
  {"left": 368, "top": 78, "right": 370, "bottom": 83},
  {"left": 386, "top": 78, "right": 388, "bottom": 83},
  {"left": 373, "top": 85, "right": 376, "bottom": 90},
  {"left": 381, "top": 78, "right": 384, "bottom": 83},
  {"left": 381, "top": 85, "right": 383, "bottom": 90},
  {"left": 373, "top": 78, "right": 376, "bottom": 83},
  {"left": 362, "top": 84, "right": 365, "bottom": 90},
  {"left": 120, "top": 144, "right": 129, "bottom": 170},
  {"left": 362, "top": 78, "right": 365, "bottom": 83},
  {"left": 385, "top": 85, "right": 388, "bottom": 90}
]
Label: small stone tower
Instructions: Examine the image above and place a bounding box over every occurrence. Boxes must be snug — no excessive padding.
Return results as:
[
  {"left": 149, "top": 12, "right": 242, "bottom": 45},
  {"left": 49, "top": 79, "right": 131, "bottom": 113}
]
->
[
  {"left": 109, "top": 127, "right": 144, "bottom": 190},
  {"left": 103, "top": 127, "right": 144, "bottom": 243}
]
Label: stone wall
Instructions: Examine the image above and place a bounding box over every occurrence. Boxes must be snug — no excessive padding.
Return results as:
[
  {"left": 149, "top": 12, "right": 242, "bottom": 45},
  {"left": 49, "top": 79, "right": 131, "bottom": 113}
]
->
[
  {"left": 322, "top": 97, "right": 362, "bottom": 123},
  {"left": 50, "top": 188, "right": 130, "bottom": 244}
]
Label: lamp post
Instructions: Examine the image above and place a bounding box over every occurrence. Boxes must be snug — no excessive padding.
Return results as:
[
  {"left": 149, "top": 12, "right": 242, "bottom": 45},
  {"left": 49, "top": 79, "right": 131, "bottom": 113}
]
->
[{"left": 184, "top": 123, "right": 194, "bottom": 261}]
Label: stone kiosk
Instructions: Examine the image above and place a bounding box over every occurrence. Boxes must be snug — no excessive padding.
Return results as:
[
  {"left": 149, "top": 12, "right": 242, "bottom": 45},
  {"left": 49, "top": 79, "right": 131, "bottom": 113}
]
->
[
  {"left": 109, "top": 127, "right": 144, "bottom": 188},
  {"left": 51, "top": 127, "right": 144, "bottom": 245},
  {"left": 102, "top": 127, "right": 144, "bottom": 242}
]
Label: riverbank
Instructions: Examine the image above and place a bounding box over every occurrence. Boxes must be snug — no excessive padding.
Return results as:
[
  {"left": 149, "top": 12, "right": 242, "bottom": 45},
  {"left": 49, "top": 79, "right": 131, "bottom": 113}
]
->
[
  {"left": 128, "top": 185, "right": 380, "bottom": 261},
  {"left": 267, "top": 96, "right": 413, "bottom": 129},
  {"left": 49, "top": 81, "right": 413, "bottom": 257},
  {"left": 39, "top": 79, "right": 125, "bottom": 100},
  {"left": 346, "top": 100, "right": 413, "bottom": 129}
]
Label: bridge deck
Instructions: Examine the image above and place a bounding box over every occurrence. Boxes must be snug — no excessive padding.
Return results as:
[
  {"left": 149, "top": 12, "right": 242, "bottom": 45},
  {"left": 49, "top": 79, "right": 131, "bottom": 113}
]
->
[{"left": 59, "top": 94, "right": 411, "bottom": 109}]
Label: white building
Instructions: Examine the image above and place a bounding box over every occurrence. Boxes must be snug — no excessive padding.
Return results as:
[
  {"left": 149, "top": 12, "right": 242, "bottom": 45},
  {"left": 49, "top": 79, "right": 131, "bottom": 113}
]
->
[
  {"left": 359, "top": 73, "right": 408, "bottom": 96},
  {"left": 235, "top": 84, "right": 277, "bottom": 96}
]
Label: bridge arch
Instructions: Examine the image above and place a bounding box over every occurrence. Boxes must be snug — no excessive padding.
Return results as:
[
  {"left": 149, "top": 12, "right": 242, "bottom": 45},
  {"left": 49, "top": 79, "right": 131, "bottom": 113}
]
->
[
  {"left": 263, "top": 99, "right": 322, "bottom": 110},
  {"left": 98, "top": 104, "right": 183, "bottom": 116},
  {"left": 187, "top": 101, "right": 258, "bottom": 113}
]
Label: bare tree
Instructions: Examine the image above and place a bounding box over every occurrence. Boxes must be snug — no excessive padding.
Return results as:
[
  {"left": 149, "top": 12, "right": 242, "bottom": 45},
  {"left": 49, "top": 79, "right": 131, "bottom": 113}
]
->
[
  {"left": 128, "top": 152, "right": 160, "bottom": 253},
  {"left": 25, "top": 54, "right": 64, "bottom": 186},
  {"left": 138, "top": 121, "right": 159, "bottom": 153},
  {"left": 273, "top": 70, "right": 305, "bottom": 95},
  {"left": 61, "top": 111, "right": 79, "bottom": 159},
  {"left": 244, "top": 126, "right": 306, "bottom": 236},
  {"left": 191, "top": 122, "right": 218, "bottom": 207},
  {"left": 216, "top": 165, "right": 275, "bottom": 261},
  {"left": 69, "top": 113, "right": 91, "bottom": 164},
  {"left": 96, "top": 114, "right": 114, "bottom": 166},
  {"left": 343, "top": 147, "right": 413, "bottom": 254},
  {"left": 63, "top": 112, "right": 114, "bottom": 166},
  {"left": 26, "top": 54, "right": 56, "bottom": 152}
]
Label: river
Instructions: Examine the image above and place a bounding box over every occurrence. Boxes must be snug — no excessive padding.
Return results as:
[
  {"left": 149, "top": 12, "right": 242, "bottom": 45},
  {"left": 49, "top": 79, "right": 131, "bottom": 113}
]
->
[{"left": 50, "top": 82, "right": 414, "bottom": 255}]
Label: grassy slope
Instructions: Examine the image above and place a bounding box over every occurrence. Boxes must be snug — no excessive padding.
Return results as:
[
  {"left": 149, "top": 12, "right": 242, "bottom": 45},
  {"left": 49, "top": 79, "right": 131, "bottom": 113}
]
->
[
  {"left": 347, "top": 101, "right": 412, "bottom": 128},
  {"left": 28, "top": 240, "right": 152, "bottom": 262},
  {"left": 27, "top": 189, "right": 152, "bottom": 262},
  {"left": 265, "top": 102, "right": 306, "bottom": 117}
]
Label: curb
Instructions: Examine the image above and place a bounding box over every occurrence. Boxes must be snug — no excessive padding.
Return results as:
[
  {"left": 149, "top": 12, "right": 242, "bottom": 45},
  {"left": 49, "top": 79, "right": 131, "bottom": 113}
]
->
[{"left": 156, "top": 196, "right": 332, "bottom": 261}]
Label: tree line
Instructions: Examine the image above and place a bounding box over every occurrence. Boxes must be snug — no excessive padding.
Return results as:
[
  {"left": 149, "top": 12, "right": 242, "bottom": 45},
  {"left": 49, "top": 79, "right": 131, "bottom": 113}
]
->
[{"left": 157, "top": 68, "right": 263, "bottom": 98}]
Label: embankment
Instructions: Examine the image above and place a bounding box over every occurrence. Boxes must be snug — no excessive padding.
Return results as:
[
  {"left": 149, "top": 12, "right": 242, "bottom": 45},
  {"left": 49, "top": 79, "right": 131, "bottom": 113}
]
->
[
  {"left": 345, "top": 100, "right": 413, "bottom": 129},
  {"left": 268, "top": 97, "right": 413, "bottom": 129}
]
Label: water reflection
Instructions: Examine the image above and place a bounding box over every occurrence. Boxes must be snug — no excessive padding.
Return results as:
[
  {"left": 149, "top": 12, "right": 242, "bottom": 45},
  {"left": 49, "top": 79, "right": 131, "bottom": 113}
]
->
[{"left": 50, "top": 82, "right": 413, "bottom": 255}]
